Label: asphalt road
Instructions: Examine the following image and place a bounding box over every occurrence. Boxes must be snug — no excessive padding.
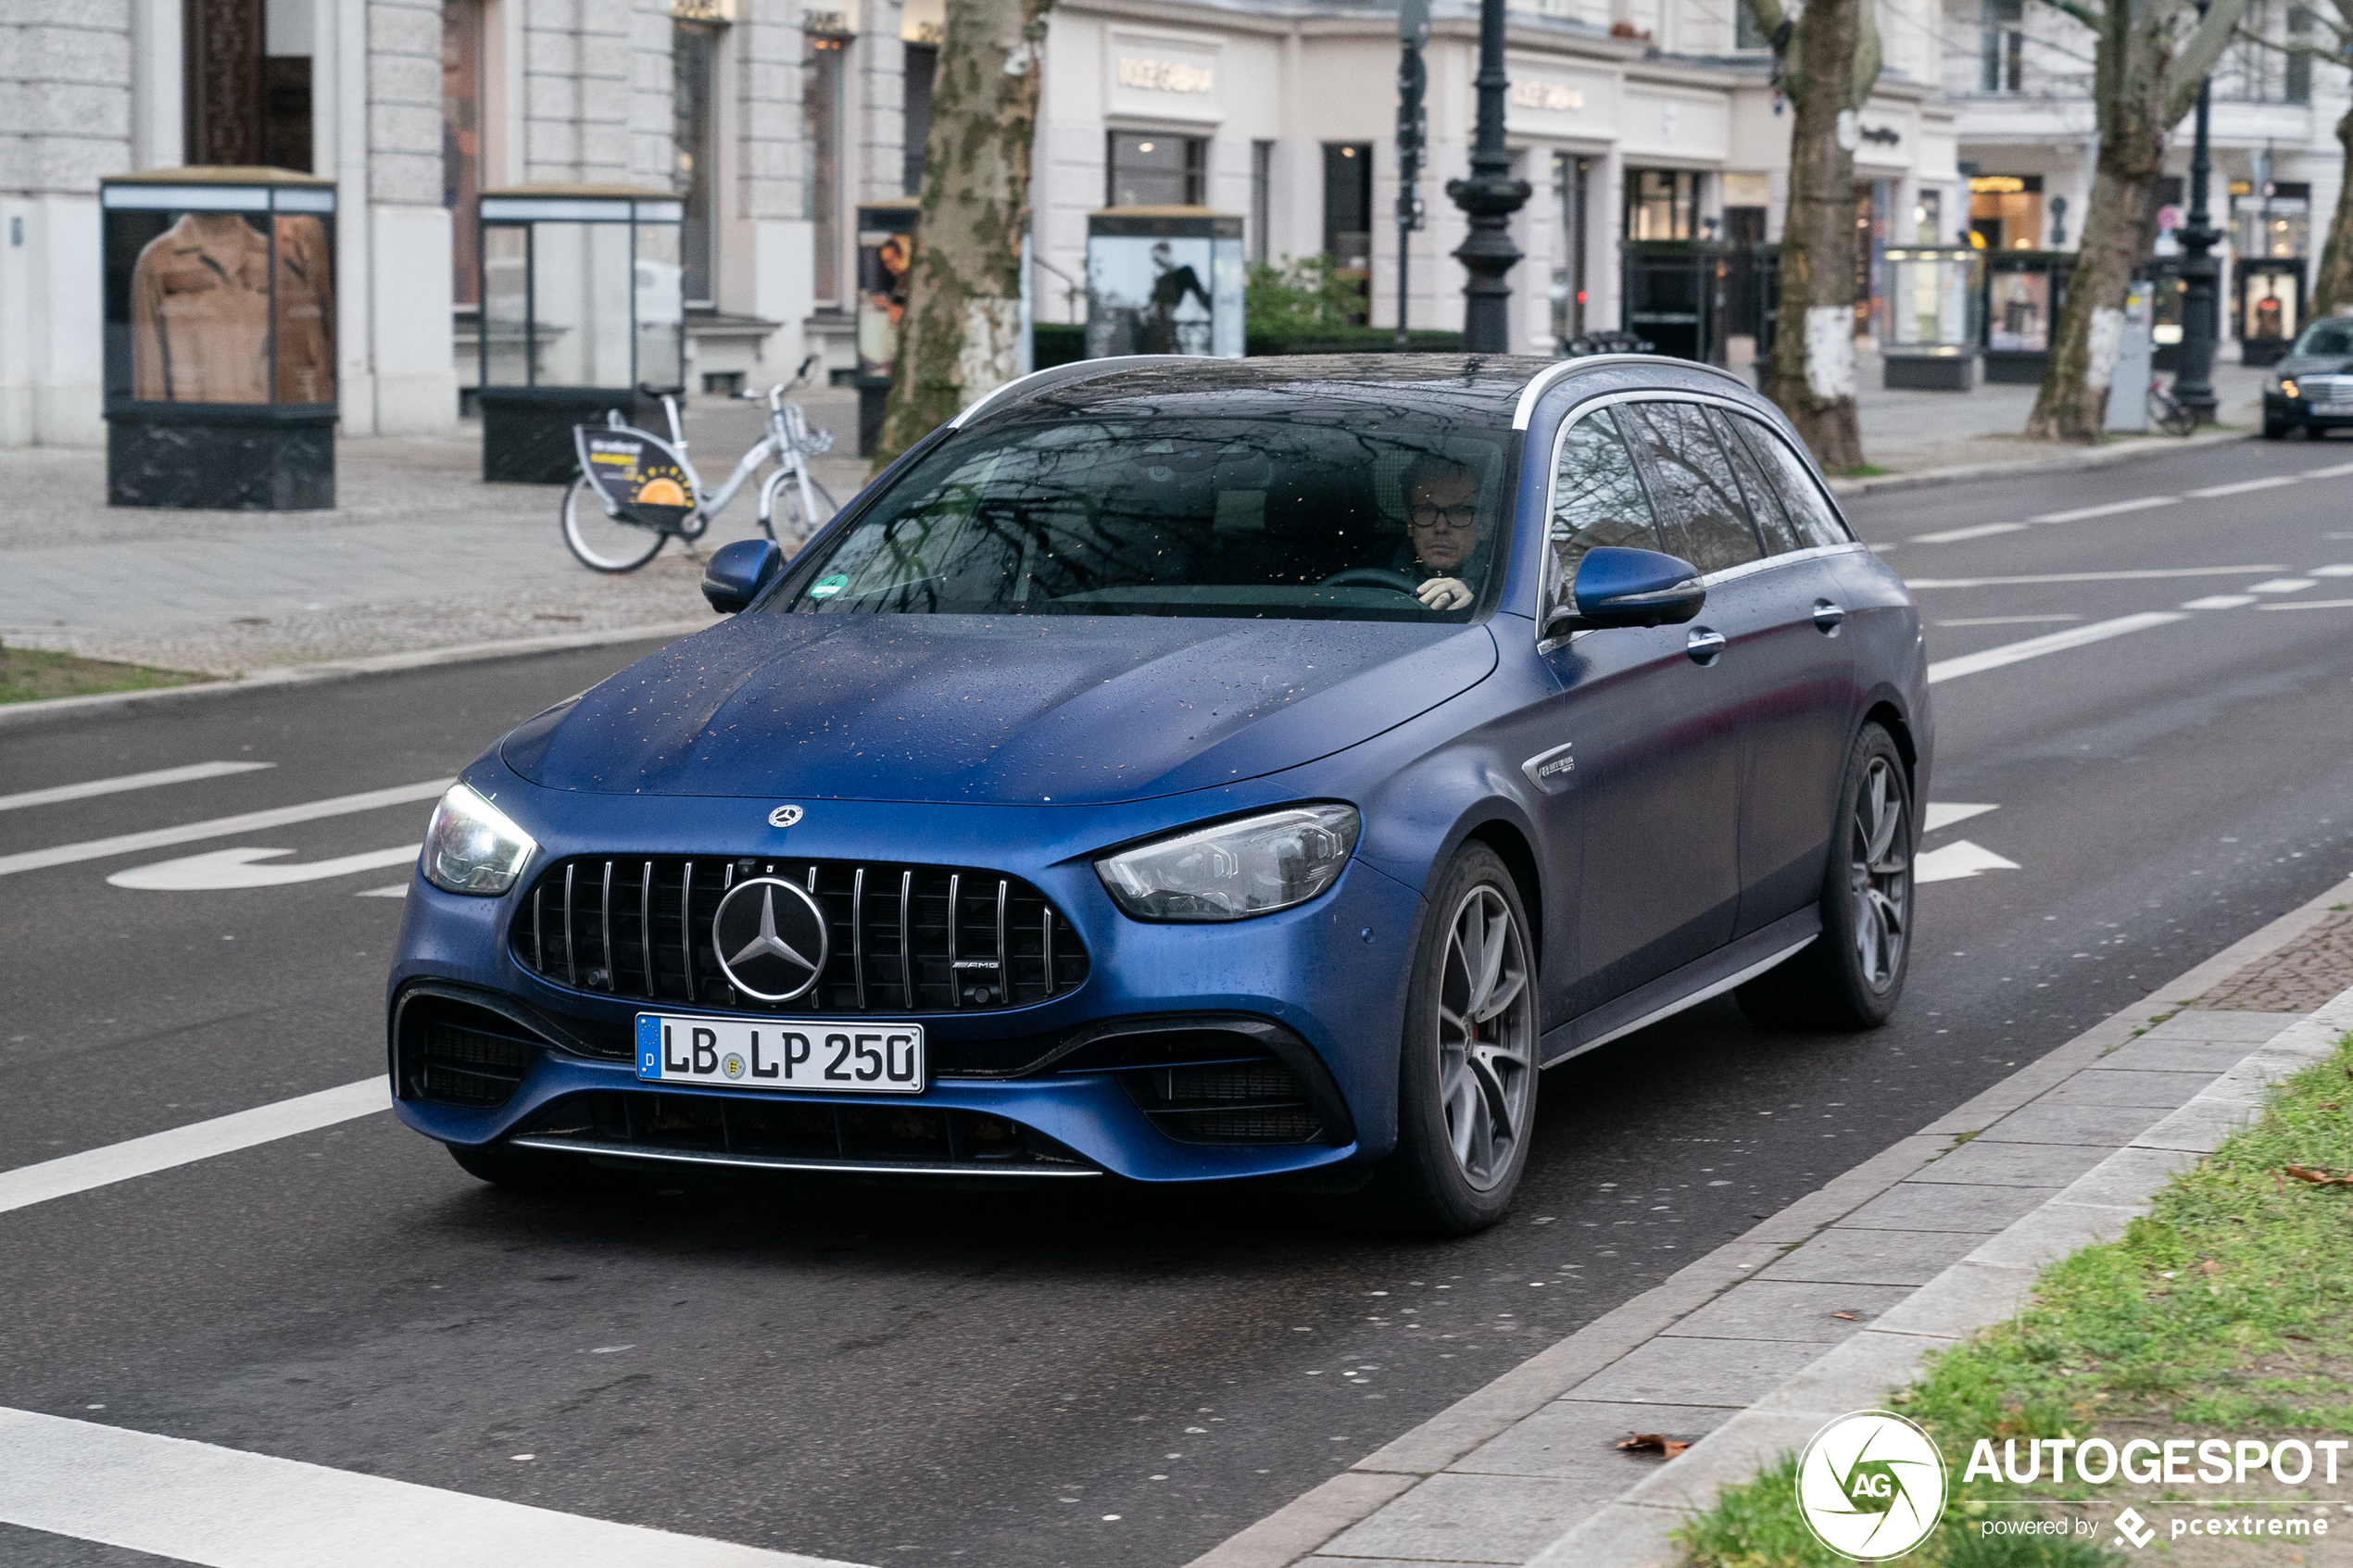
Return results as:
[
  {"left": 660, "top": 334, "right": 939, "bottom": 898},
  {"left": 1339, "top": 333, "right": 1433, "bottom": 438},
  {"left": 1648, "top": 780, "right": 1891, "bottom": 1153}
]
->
[{"left": 4, "top": 433, "right": 2352, "bottom": 1567}]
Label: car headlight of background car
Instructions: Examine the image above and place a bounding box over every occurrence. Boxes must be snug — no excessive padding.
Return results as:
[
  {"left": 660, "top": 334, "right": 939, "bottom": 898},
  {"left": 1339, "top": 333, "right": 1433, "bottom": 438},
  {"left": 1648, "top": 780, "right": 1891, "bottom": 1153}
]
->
[
  {"left": 422, "top": 783, "right": 538, "bottom": 896},
  {"left": 1095, "top": 804, "right": 1361, "bottom": 922}
]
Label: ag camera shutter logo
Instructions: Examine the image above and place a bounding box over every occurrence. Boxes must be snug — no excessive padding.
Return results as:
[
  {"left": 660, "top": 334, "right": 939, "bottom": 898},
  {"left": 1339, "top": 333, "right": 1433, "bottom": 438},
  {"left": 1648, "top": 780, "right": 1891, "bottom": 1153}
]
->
[{"left": 1795, "top": 1411, "right": 1948, "bottom": 1560}]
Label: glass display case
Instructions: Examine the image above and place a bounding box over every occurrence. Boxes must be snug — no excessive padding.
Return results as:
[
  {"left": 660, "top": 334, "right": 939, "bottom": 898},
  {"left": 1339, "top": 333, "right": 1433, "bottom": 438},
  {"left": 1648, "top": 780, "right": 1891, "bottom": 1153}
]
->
[
  {"left": 855, "top": 197, "right": 919, "bottom": 457},
  {"left": 101, "top": 168, "right": 337, "bottom": 509},
  {"left": 475, "top": 185, "right": 686, "bottom": 483},
  {"left": 1619, "top": 241, "right": 1730, "bottom": 365},
  {"left": 1880, "top": 246, "right": 1979, "bottom": 390},
  {"left": 1981, "top": 251, "right": 2072, "bottom": 383},
  {"left": 1085, "top": 208, "right": 1244, "bottom": 360},
  {"left": 2236, "top": 259, "right": 2305, "bottom": 368}
]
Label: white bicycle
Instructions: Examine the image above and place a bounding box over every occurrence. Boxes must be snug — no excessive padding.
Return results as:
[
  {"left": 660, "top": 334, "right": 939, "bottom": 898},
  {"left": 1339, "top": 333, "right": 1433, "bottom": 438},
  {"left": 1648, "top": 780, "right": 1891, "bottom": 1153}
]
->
[{"left": 561, "top": 358, "right": 838, "bottom": 574}]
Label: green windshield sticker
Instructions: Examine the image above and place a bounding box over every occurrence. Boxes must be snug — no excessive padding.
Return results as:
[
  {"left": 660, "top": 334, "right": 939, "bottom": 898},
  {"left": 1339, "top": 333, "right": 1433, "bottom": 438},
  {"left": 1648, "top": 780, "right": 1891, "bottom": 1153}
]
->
[{"left": 810, "top": 574, "right": 849, "bottom": 599}]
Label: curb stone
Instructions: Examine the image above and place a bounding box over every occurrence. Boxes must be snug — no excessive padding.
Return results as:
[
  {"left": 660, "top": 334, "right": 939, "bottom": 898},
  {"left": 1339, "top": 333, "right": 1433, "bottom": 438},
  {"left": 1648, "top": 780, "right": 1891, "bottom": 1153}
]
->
[
  {"left": 1534, "top": 979, "right": 2353, "bottom": 1568},
  {"left": 0, "top": 620, "right": 716, "bottom": 733},
  {"left": 1184, "top": 869, "right": 2353, "bottom": 1568}
]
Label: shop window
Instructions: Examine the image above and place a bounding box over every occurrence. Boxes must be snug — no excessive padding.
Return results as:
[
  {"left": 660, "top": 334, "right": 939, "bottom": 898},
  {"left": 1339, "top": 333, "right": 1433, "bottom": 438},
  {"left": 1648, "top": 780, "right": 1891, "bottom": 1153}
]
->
[
  {"left": 262, "top": 0, "right": 312, "bottom": 170},
  {"left": 1627, "top": 169, "right": 1701, "bottom": 242},
  {"left": 444, "top": 0, "right": 484, "bottom": 307},
  {"left": 185, "top": 0, "right": 261, "bottom": 165},
  {"left": 1552, "top": 153, "right": 1589, "bottom": 345},
  {"left": 805, "top": 32, "right": 847, "bottom": 302},
  {"left": 1981, "top": 0, "right": 2024, "bottom": 92},
  {"left": 675, "top": 20, "right": 719, "bottom": 308},
  {"left": 1323, "top": 144, "right": 1372, "bottom": 323},
  {"left": 1107, "top": 133, "right": 1205, "bottom": 208},
  {"left": 1913, "top": 188, "right": 1943, "bottom": 244},
  {"left": 1251, "top": 141, "right": 1274, "bottom": 264},
  {"left": 902, "top": 43, "right": 937, "bottom": 195},
  {"left": 2286, "top": 6, "right": 2312, "bottom": 101},
  {"left": 1968, "top": 173, "right": 2041, "bottom": 250}
]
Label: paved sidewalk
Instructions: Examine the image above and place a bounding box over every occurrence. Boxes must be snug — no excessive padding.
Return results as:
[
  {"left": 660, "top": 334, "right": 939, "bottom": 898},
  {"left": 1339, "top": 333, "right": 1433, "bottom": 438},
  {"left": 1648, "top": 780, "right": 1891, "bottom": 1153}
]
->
[
  {"left": 0, "top": 360, "right": 2274, "bottom": 681},
  {"left": 1194, "top": 872, "right": 2353, "bottom": 1568}
]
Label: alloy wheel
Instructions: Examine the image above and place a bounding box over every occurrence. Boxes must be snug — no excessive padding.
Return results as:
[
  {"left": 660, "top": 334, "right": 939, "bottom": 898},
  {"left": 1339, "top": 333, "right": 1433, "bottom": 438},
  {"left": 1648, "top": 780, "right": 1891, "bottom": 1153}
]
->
[
  {"left": 1435, "top": 884, "right": 1535, "bottom": 1191},
  {"left": 1849, "top": 757, "right": 1910, "bottom": 990}
]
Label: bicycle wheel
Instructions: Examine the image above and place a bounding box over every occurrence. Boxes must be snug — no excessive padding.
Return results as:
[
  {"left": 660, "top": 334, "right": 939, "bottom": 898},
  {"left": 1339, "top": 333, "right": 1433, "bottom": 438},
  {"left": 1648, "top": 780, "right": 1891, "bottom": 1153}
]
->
[{"left": 560, "top": 477, "right": 667, "bottom": 573}]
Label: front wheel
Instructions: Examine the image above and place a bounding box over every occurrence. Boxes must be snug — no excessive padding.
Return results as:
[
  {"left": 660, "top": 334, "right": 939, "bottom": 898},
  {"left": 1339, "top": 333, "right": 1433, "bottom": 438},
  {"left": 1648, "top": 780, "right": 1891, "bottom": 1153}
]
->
[
  {"left": 1737, "top": 724, "right": 1915, "bottom": 1031},
  {"left": 561, "top": 477, "right": 667, "bottom": 573},
  {"left": 1367, "top": 843, "right": 1540, "bottom": 1235}
]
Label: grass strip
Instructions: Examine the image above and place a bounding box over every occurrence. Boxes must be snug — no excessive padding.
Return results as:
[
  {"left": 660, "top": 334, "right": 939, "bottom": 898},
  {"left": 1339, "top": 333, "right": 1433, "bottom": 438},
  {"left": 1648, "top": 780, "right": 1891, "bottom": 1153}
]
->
[
  {"left": 1672, "top": 1028, "right": 2353, "bottom": 1566},
  {"left": 0, "top": 645, "right": 209, "bottom": 705}
]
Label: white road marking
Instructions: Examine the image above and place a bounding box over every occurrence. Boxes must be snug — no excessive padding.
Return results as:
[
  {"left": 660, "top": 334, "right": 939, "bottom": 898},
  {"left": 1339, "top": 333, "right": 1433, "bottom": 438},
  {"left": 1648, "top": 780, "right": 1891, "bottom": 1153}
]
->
[
  {"left": 2028, "top": 496, "right": 2178, "bottom": 523},
  {"left": 0, "top": 1407, "right": 866, "bottom": 1568},
  {"left": 2257, "top": 597, "right": 2353, "bottom": 611},
  {"left": 2301, "top": 461, "right": 2353, "bottom": 478},
  {"left": 1911, "top": 522, "right": 2030, "bottom": 545},
  {"left": 1926, "top": 611, "right": 2188, "bottom": 684},
  {"left": 357, "top": 883, "right": 409, "bottom": 897},
  {"left": 108, "top": 845, "right": 421, "bottom": 892},
  {"left": 2185, "top": 475, "right": 2302, "bottom": 498},
  {"left": 1905, "top": 566, "right": 2285, "bottom": 589},
  {"left": 1923, "top": 802, "right": 1999, "bottom": 833},
  {"left": 2180, "top": 595, "right": 2257, "bottom": 609},
  {"left": 2246, "top": 578, "right": 2320, "bottom": 593},
  {"left": 0, "top": 1079, "right": 389, "bottom": 1216},
  {"left": 2309, "top": 563, "right": 2353, "bottom": 576},
  {"left": 0, "top": 761, "right": 277, "bottom": 814},
  {"left": 1915, "top": 840, "right": 2021, "bottom": 884},
  {"left": 0, "top": 778, "right": 452, "bottom": 880},
  {"left": 1933, "top": 615, "right": 2082, "bottom": 628}
]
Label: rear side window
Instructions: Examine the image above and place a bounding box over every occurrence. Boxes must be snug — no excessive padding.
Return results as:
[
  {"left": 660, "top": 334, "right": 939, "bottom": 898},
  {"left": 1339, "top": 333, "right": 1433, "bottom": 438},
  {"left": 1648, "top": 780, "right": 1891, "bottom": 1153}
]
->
[
  {"left": 1723, "top": 413, "right": 1852, "bottom": 548},
  {"left": 1618, "top": 402, "right": 1766, "bottom": 574},
  {"left": 1546, "top": 407, "right": 1661, "bottom": 609},
  {"left": 1704, "top": 406, "right": 1806, "bottom": 556}
]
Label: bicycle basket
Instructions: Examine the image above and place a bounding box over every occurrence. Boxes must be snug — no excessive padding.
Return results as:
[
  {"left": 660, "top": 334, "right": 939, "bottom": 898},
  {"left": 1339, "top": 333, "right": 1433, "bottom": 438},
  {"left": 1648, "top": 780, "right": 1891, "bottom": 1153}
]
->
[
  {"left": 573, "top": 424, "right": 698, "bottom": 530},
  {"left": 792, "top": 427, "right": 835, "bottom": 455}
]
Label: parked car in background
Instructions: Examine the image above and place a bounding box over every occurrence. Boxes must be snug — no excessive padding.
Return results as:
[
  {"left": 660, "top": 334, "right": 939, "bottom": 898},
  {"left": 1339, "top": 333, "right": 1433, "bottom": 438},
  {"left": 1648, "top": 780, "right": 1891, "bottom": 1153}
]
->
[{"left": 390, "top": 352, "right": 1931, "bottom": 1233}]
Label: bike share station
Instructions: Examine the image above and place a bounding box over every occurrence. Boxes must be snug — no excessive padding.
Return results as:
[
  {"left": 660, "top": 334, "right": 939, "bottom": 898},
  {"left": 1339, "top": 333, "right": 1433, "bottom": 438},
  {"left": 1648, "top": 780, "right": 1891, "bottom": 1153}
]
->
[
  {"left": 100, "top": 167, "right": 338, "bottom": 510},
  {"left": 474, "top": 184, "right": 686, "bottom": 483}
]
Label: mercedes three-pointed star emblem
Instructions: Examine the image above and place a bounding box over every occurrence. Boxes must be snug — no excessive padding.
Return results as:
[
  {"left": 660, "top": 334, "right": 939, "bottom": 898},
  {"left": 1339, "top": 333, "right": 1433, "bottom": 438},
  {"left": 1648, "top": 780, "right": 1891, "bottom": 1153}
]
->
[{"left": 710, "top": 876, "right": 830, "bottom": 1001}]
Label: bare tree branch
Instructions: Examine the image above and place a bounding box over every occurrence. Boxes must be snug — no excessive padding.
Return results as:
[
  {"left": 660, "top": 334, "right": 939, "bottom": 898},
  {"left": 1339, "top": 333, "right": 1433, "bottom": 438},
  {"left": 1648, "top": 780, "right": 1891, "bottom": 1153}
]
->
[{"left": 2166, "top": 0, "right": 2257, "bottom": 119}]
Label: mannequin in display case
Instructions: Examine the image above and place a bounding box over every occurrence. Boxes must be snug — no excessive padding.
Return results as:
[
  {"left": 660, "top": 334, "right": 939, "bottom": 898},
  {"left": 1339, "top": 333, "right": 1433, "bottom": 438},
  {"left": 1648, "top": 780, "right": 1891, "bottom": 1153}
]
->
[{"left": 129, "top": 211, "right": 333, "bottom": 404}]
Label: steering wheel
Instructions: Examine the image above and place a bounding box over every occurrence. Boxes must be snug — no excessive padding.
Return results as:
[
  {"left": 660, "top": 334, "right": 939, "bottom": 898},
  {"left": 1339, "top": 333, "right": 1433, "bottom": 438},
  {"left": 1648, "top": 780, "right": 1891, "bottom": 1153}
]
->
[{"left": 1319, "top": 567, "right": 1425, "bottom": 596}]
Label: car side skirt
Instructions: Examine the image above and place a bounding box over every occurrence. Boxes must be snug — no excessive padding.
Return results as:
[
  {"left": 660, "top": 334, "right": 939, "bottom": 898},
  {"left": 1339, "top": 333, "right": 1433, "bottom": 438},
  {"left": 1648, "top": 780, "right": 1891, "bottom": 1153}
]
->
[{"left": 1540, "top": 903, "right": 1822, "bottom": 1067}]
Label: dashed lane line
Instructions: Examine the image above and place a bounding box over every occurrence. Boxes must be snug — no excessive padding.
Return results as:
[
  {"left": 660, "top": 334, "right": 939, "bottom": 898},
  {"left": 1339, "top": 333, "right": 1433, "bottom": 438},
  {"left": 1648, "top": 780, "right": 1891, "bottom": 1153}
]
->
[
  {"left": 2181, "top": 595, "right": 2258, "bottom": 609},
  {"left": 1926, "top": 611, "right": 2188, "bottom": 684},
  {"left": 2185, "top": 474, "right": 2303, "bottom": 498},
  {"left": 0, "top": 1407, "right": 869, "bottom": 1568},
  {"left": 0, "top": 1080, "right": 390, "bottom": 1215},
  {"left": 2028, "top": 496, "right": 2181, "bottom": 523},
  {"left": 0, "top": 778, "right": 452, "bottom": 880},
  {"left": 1906, "top": 566, "right": 2285, "bottom": 589},
  {"left": 1910, "top": 522, "right": 2030, "bottom": 545},
  {"left": 2256, "top": 597, "right": 2353, "bottom": 611},
  {"left": 0, "top": 760, "right": 274, "bottom": 814}
]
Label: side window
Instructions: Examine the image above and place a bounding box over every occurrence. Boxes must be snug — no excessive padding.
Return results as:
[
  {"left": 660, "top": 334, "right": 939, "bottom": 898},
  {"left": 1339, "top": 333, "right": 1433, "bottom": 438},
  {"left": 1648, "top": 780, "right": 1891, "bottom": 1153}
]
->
[
  {"left": 1618, "top": 402, "right": 1766, "bottom": 575},
  {"left": 1726, "top": 414, "right": 1854, "bottom": 548},
  {"left": 1704, "top": 406, "right": 1805, "bottom": 557},
  {"left": 1546, "top": 407, "right": 1662, "bottom": 609}
]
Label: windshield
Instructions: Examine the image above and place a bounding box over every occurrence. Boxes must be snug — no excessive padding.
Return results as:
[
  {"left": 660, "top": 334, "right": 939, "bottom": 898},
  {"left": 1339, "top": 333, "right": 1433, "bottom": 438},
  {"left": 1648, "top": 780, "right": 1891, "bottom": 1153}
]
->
[
  {"left": 768, "top": 416, "right": 1513, "bottom": 621},
  {"left": 2293, "top": 320, "right": 2353, "bottom": 357}
]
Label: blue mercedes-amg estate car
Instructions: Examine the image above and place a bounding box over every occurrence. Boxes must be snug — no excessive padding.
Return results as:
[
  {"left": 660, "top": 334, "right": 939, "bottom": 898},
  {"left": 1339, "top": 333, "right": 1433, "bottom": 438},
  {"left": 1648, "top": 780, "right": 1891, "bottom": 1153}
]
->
[{"left": 391, "top": 353, "right": 1930, "bottom": 1232}]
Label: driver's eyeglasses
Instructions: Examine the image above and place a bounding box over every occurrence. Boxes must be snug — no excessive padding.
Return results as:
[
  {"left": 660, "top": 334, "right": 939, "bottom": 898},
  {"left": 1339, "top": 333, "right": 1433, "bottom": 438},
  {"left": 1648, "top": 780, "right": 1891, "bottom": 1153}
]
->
[{"left": 1412, "top": 505, "right": 1481, "bottom": 533}]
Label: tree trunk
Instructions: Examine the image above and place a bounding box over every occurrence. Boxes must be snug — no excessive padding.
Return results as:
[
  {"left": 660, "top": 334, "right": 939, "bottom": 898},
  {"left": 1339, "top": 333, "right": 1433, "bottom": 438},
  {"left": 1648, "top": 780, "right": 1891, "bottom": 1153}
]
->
[
  {"left": 2316, "top": 100, "right": 2353, "bottom": 317},
  {"left": 874, "top": 0, "right": 1051, "bottom": 465},
  {"left": 1755, "top": 0, "right": 1879, "bottom": 474}
]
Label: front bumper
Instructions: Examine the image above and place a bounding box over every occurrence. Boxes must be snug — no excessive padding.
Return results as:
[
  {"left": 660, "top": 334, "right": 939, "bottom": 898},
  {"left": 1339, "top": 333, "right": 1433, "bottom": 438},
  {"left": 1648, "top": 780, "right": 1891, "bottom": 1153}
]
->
[
  {"left": 388, "top": 768, "right": 1428, "bottom": 1185},
  {"left": 2264, "top": 390, "right": 2353, "bottom": 428}
]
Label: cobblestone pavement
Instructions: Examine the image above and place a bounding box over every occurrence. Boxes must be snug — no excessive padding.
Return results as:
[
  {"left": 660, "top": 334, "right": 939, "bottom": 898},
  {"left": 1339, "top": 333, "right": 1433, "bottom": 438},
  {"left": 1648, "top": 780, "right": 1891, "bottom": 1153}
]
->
[{"left": 2195, "top": 901, "right": 2353, "bottom": 1013}]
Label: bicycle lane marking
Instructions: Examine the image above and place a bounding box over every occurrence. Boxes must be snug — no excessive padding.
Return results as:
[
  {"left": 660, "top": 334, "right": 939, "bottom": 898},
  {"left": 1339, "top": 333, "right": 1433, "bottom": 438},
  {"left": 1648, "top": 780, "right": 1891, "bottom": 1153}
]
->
[
  {"left": 0, "top": 778, "right": 451, "bottom": 879},
  {"left": 0, "top": 761, "right": 275, "bottom": 814}
]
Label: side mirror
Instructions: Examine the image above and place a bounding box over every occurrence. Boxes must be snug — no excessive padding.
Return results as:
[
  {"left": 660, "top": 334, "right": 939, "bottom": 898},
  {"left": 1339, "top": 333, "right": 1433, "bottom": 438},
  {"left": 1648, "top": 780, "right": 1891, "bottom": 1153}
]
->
[
  {"left": 701, "top": 537, "right": 786, "bottom": 614},
  {"left": 1543, "top": 546, "right": 1706, "bottom": 638}
]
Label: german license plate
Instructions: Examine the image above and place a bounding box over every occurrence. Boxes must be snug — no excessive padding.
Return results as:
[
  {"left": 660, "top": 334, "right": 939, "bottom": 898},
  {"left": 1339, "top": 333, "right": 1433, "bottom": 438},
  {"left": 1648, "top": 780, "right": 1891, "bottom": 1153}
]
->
[{"left": 635, "top": 1014, "right": 925, "bottom": 1095}]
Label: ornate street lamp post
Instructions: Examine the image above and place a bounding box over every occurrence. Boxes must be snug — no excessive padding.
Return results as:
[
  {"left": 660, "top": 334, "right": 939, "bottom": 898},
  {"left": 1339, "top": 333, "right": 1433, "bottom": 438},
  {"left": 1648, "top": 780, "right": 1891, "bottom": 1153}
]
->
[
  {"left": 1446, "top": 0, "right": 1529, "bottom": 354},
  {"left": 2174, "top": 0, "right": 2221, "bottom": 425},
  {"left": 1396, "top": 0, "right": 1430, "bottom": 349}
]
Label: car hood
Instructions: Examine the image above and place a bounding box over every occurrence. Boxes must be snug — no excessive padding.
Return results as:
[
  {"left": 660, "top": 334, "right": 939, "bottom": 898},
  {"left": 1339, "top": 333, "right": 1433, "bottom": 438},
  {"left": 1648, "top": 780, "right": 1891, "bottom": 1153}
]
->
[
  {"left": 2280, "top": 353, "right": 2353, "bottom": 377},
  {"left": 503, "top": 614, "right": 1500, "bottom": 805}
]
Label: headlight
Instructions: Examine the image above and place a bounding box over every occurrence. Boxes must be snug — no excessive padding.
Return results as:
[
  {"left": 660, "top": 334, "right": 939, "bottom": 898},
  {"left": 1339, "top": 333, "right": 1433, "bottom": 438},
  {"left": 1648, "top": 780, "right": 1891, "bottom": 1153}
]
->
[
  {"left": 421, "top": 783, "right": 538, "bottom": 896},
  {"left": 2281, "top": 377, "right": 2300, "bottom": 399},
  {"left": 1095, "top": 804, "right": 1360, "bottom": 922}
]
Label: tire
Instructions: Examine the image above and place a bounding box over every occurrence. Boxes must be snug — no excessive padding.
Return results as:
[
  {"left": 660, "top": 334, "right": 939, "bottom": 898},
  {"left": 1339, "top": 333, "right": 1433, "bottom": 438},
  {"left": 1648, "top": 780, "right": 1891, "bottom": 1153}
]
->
[
  {"left": 1736, "top": 724, "right": 1915, "bottom": 1032},
  {"left": 560, "top": 477, "right": 668, "bottom": 573},
  {"left": 1367, "top": 843, "right": 1541, "bottom": 1235}
]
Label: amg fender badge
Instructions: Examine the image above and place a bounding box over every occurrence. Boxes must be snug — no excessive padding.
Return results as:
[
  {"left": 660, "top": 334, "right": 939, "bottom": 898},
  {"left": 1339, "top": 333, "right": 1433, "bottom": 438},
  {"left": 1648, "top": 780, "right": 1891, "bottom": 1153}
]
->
[{"left": 1521, "top": 743, "right": 1576, "bottom": 794}]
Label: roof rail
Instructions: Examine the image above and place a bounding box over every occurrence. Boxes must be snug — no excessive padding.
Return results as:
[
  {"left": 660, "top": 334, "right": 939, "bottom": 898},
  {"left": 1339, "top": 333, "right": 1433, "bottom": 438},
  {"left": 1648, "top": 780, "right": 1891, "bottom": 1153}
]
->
[
  {"left": 950, "top": 355, "right": 1197, "bottom": 430},
  {"left": 1511, "top": 353, "right": 1755, "bottom": 430}
]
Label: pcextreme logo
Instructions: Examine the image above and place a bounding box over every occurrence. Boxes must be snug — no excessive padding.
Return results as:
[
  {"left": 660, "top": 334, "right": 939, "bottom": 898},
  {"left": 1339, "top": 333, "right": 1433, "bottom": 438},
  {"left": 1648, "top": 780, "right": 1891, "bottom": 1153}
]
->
[{"left": 1795, "top": 1411, "right": 1950, "bottom": 1560}]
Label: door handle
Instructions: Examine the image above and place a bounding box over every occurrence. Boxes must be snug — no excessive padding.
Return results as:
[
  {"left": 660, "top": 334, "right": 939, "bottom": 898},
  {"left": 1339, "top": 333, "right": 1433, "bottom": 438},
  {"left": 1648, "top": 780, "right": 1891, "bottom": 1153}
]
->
[
  {"left": 1686, "top": 626, "right": 1727, "bottom": 666},
  {"left": 1813, "top": 598, "right": 1846, "bottom": 633}
]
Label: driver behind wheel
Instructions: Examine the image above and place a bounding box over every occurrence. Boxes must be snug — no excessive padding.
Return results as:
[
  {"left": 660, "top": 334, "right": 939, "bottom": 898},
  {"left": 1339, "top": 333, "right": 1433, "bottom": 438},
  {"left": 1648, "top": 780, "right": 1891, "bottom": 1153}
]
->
[{"left": 1395, "top": 453, "right": 1491, "bottom": 611}]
